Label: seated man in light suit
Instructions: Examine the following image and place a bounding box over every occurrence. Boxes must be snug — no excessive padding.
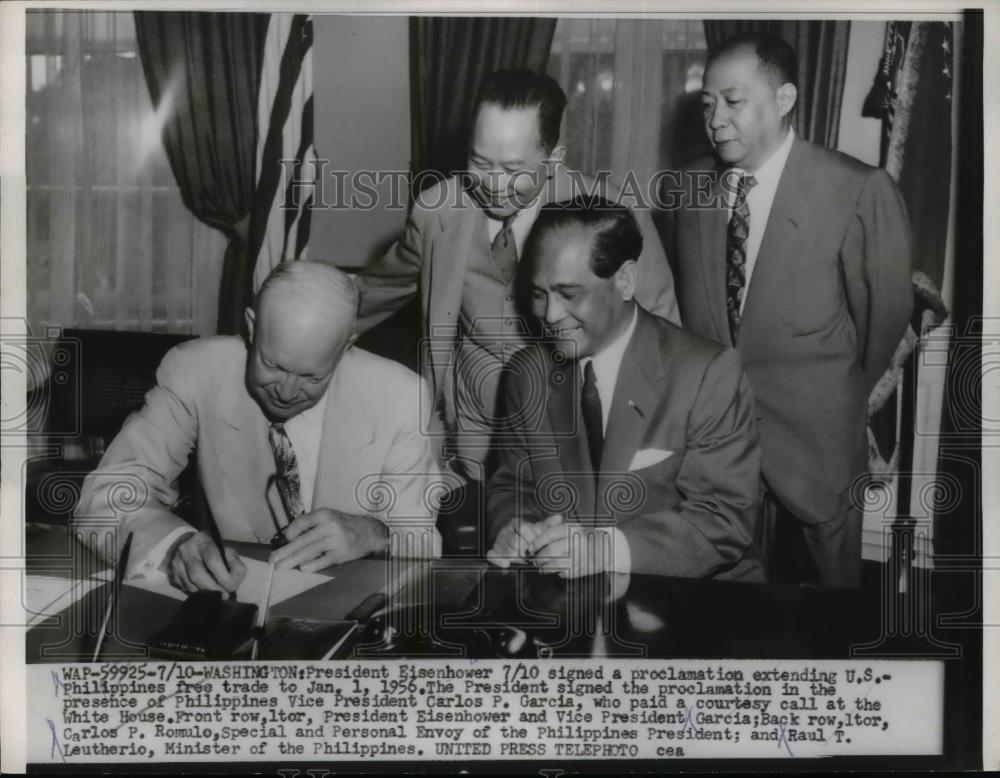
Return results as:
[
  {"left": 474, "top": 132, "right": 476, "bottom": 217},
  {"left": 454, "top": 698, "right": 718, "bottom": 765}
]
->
[
  {"left": 486, "top": 199, "right": 764, "bottom": 580},
  {"left": 76, "top": 261, "right": 441, "bottom": 593}
]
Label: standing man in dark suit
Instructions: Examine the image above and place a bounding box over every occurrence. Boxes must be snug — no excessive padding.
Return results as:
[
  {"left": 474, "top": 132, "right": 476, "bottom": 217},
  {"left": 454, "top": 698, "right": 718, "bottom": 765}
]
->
[
  {"left": 354, "top": 69, "right": 678, "bottom": 482},
  {"left": 486, "top": 199, "right": 764, "bottom": 581},
  {"left": 670, "top": 32, "right": 913, "bottom": 588}
]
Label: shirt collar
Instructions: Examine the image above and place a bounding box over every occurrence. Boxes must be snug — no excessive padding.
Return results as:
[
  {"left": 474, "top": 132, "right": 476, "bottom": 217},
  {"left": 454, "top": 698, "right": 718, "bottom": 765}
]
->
[
  {"left": 580, "top": 304, "right": 639, "bottom": 385},
  {"left": 731, "top": 126, "right": 795, "bottom": 189}
]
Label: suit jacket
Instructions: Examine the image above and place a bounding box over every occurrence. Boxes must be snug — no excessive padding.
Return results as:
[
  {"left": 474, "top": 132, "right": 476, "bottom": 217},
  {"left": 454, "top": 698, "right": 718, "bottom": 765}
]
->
[
  {"left": 354, "top": 167, "right": 680, "bottom": 434},
  {"left": 486, "top": 307, "right": 765, "bottom": 581},
  {"left": 75, "top": 337, "right": 442, "bottom": 566},
  {"left": 670, "top": 136, "right": 913, "bottom": 526}
]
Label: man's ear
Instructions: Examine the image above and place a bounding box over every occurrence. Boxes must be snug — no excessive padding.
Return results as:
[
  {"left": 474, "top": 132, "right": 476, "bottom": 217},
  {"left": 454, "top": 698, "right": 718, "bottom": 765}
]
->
[
  {"left": 244, "top": 307, "right": 256, "bottom": 341},
  {"left": 777, "top": 83, "right": 797, "bottom": 119},
  {"left": 544, "top": 145, "right": 567, "bottom": 170},
  {"left": 615, "top": 260, "right": 639, "bottom": 301}
]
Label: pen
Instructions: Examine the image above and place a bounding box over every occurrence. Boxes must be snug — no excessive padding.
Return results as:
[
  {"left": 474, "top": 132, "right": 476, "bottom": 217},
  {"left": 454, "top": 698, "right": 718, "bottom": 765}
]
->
[
  {"left": 205, "top": 519, "right": 237, "bottom": 601},
  {"left": 92, "top": 531, "right": 133, "bottom": 662},
  {"left": 250, "top": 562, "right": 275, "bottom": 661}
]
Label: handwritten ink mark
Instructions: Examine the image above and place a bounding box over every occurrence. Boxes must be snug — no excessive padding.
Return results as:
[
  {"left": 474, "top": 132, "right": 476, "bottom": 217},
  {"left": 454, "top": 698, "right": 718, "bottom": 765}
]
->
[
  {"left": 777, "top": 721, "right": 795, "bottom": 757},
  {"left": 47, "top": 719, "right": 65, "bottom": 763}
]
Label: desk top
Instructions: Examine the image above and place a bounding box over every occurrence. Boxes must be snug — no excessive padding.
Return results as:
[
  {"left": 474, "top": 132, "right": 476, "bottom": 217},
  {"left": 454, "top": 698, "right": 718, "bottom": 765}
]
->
[{"left": 24, "top": 524, "right": 896, "bottom": 662}]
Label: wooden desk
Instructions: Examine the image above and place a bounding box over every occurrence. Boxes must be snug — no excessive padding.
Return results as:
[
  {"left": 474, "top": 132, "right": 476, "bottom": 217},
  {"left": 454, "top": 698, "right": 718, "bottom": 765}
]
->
[{"left": 24, "top": 522, "right": 921, "bottom": 662}]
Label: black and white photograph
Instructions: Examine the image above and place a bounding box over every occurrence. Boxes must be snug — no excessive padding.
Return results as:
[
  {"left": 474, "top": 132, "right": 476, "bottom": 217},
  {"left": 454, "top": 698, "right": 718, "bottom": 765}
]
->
[{"left": 0, "top": 1, "right": 994, "bottom": 773}]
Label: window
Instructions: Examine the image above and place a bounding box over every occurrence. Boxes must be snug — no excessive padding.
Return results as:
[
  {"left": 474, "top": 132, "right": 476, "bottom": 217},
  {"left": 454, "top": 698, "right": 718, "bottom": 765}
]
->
[
  {"left": 26, "top": 10, "right": 225, "bottom": 334},
  {"left": 547, "top": 18, "right": 711, "bottom": 185}
]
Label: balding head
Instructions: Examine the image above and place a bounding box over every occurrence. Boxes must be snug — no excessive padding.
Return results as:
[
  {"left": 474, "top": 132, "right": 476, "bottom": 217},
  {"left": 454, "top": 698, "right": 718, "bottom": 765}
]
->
[{"left": 244, "top": 261, "right": 358, "bottom": 422}]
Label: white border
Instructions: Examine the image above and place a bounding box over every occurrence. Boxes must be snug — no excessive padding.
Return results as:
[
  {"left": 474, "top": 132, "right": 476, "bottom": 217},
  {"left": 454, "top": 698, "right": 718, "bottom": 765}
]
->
[{"left": 1, "top": 0, "right": 995, "bottom": 772}]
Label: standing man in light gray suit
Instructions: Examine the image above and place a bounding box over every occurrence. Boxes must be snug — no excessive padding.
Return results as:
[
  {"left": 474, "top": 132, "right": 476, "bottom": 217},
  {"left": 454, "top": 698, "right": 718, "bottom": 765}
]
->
[
  {"left": 354, "top": 69, "right": 679, "bottom": 481},
  {"left": 669, "top": 32, "right": 913, "bottom": 588}
]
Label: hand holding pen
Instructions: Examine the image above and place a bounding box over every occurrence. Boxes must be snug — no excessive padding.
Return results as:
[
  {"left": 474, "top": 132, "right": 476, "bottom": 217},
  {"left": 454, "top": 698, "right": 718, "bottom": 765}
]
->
[{"left": 165, "top": 529, "right": 246, "bottom": 596}]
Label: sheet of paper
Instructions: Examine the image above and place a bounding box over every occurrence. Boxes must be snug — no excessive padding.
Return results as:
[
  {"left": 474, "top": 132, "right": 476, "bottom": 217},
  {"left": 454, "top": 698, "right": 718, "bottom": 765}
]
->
[
  {"left": 125, "top": 556, "right": 331, "bottom": 606},
  {"left": 23, "top": 575, "right": 105, "bottom": 628}
]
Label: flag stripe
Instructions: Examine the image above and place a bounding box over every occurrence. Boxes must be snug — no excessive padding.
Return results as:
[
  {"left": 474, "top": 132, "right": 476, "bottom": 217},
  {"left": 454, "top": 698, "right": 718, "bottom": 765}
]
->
[{"left": 250, "top": 13, "right": 315, "bottom": 290}]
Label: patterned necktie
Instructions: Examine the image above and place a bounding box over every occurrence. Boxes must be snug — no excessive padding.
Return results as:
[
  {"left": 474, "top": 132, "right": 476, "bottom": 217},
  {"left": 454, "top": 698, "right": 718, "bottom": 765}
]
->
[
  {"left": 268, "top": 422, "right": 304, "bottom": 524},
  {"left": 725, "top": 172, "right": 757, "bottom": 343},
  {"left": 490, "top": 215, "right": 518, "bottom": 284},
  {"left": 581, "top": 360, "right": 604, "bottom": 473}
]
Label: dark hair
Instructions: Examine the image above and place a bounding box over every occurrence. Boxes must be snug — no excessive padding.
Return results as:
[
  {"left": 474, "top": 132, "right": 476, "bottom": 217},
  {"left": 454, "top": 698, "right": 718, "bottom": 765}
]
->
[
  {"left": 708, "top": 31, "right": 798, "bottom": 89},
  {"left": 473, "top": 69, "right": 568, "bottom": 153},
  {"left": 524, "top": 196, "right": 644, "bottom": 279}
]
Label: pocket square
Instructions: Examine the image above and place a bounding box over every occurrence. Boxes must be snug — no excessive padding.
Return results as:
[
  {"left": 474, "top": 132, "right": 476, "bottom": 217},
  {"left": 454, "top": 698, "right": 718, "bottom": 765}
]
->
[{"left": 628, "top": 448, "right": 673, "bottom": 471}]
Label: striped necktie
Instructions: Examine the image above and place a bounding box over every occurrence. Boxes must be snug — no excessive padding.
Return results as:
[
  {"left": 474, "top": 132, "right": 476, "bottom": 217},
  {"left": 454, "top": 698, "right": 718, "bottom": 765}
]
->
[
  {"left": 490, "top": 214, "right": 518, "bottom": 284},
  {"left": 725, "top": 172, "right": 757, "bottom": 343},
  {"left": 268, "top": 422, "right": 305, "bottom": 524}
]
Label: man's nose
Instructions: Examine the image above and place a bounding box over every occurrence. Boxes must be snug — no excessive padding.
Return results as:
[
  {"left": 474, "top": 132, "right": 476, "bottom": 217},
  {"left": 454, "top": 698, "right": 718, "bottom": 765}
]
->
[
  {"left": 543, "top": 296, "right": 566, "bottom": 326},
  {"left": 483, "top": 169, "right": 510, "bottom": 194},
  {"left": 275, "top": 374, "right": 302, "bottom": 401},
  {"left": 708, "top": 102, "right": 728, "bottom": 131}
]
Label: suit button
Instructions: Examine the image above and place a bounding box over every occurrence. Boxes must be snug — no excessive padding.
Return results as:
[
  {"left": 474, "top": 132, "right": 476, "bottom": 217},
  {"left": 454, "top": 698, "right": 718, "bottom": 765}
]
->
[{"left": 505, "top": 294, "right": 513, "bottom": 301}]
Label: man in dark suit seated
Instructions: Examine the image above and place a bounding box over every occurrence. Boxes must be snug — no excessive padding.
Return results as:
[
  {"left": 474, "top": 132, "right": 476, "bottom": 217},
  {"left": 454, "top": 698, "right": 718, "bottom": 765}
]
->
[
  {"left": 669, "top": 32, "right": 913, "bottom": 588},
  {"left": 485, "top": 198, "right": 765, "bottom": 581}
]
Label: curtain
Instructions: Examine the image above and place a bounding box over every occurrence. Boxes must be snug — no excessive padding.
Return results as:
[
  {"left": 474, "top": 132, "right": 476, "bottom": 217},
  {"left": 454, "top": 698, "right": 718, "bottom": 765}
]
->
[
  {"left": 134, "top": 11, "right": 268, "bottom": 335},
  {"left": 859, "top": 22, "right": 954, "bottom": 570},
  {"left": 703, "top": 20, "right": 851, "bottom": 149},
  {"left": 863, "top": 22, "right": 954, "bottom": 288},
  {"left": 409, "top": 16, "right": 557, "bottom": 177},
  {"left": 26, "top": 10, "right": 227, "bottom": 335}
]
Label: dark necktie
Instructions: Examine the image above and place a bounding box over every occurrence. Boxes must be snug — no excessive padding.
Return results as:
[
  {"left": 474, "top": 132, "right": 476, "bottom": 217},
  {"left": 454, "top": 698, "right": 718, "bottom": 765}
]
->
[
  {"left": 268, "top": 422, "right": 305, "bottom": 525},
  {"left": 581, "top": 360, "right": 604, "bottom": 473},
  {"left": 725, "top": 172, "right": 757, "bottom": 343},
  {"left": 490, "top": 215, "right": 518, "bottom": 284}
]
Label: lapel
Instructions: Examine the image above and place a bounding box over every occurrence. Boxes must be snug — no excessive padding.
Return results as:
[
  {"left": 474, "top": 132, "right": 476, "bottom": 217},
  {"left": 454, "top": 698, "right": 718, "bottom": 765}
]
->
[
  {"left": 312, "top": 349, "right": 374, "bottom": 511},
  {"left": 425, "top": 183, "right": 486, "bottom": 397},
  {"left": 695, "top": 166, "right": 731, "bottom": 345},
  {"left": 597, "top": 310, "right": 662, "bottom": 513},
  {"left": 545, "top": 346, "right": 596, "bottom": 521},
  {"left": 212, "top": 375, "right": 284, "bottom": 543},
  {"left": 430, "top": 186, "right": 484, "bottom": 330},
  {"left": 739, "top": 136, "right": 815, "bottom": 342}
]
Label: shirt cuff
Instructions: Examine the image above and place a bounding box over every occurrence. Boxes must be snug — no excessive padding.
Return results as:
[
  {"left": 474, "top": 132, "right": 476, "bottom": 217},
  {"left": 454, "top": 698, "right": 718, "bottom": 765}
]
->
[{"left": 130, "top": 527, "right": 196, "bottom": 580}]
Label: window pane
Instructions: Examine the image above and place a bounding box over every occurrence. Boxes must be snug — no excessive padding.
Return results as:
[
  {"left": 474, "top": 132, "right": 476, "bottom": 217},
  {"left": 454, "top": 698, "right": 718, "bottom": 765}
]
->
[{"left": 26, "top": 10, "right": 216, "bottom": 334}]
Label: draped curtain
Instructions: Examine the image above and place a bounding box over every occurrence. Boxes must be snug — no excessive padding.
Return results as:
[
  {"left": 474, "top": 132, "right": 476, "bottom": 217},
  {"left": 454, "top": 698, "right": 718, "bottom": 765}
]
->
[
  {"left": 134, "top": 11, "right": 269, "bottom": 335},
  {"left": 856, "top": 22, "right": 954, "bottom": 574},
  {"left": 703, "top": 20, "right": 851, "bottom": 149},
  {"left": 409, "top": 16, "right": 557, "bottom": 177}
]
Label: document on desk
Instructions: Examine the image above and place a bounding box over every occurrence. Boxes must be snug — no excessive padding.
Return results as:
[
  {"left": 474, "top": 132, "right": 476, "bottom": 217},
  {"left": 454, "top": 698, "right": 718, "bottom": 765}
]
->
[
  {"left": 22, "top": 575, "right": 107, "bottom": 628},
  {"left": 126, "top": 557, "right": 330, "bottom": 606}
]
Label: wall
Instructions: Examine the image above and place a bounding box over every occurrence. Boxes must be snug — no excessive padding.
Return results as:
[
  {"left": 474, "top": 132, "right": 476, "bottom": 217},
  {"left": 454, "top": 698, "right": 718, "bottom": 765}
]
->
[
  {"left": 836, "top": 20, "right": 885, "bottom": 166},
  {"left": 310, "top": 15, "right": 410, "bottom": 270}
]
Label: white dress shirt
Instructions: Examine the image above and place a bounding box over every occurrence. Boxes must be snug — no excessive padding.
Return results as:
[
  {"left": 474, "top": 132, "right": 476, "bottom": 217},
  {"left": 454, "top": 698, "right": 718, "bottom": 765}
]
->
[
  {"left": 726, "top": 127, "right": 795, "bottom": 314},
  {"left": 578, "top": 305, "right": 639, "bottom": 433},
  {"left": 572, "top": 304, "right": 639, "bottom": 575},
  {"left": 133, "top": 385, "right": 331, "bottom": 579}
]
